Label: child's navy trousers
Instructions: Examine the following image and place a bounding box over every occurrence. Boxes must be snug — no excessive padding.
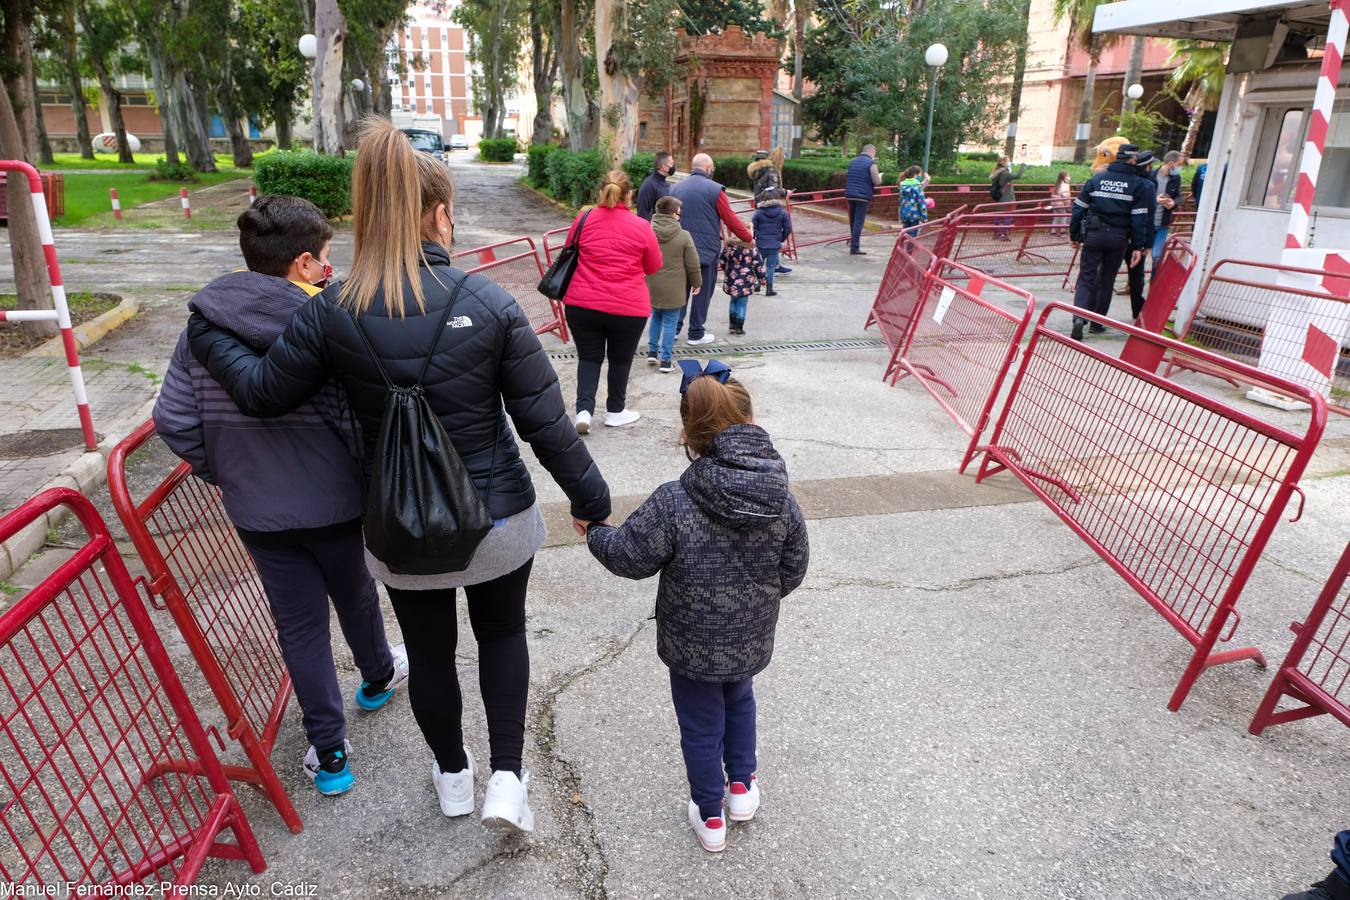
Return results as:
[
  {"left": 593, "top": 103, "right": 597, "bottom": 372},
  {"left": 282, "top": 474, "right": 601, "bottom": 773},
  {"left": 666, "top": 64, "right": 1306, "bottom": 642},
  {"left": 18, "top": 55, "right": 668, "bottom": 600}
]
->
[{"left": 669, "top": 670, "right": 757, "bottom": 819}]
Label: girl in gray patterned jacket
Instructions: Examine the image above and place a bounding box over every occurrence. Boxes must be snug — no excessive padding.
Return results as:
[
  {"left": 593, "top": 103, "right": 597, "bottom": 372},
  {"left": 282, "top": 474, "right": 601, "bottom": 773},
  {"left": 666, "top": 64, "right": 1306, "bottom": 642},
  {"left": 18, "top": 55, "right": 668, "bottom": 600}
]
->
[{"left": 584, "top": 360, "right": 810, "bottom": 853}]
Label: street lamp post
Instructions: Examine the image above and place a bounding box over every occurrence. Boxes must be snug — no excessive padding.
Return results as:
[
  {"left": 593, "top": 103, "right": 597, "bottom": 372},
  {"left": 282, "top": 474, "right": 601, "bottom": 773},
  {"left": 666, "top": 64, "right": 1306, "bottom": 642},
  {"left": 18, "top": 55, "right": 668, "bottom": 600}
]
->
[
  {"left": 299, "top": 34, "right": 321, "bottom": 151},
  {"left": 350, "top": 78, "right": 367, "bottom": 117},
  {"left": 1126, "top": 82, "right": 1145, "bottom": 102},
  {"left": 922, "top": 43, "right": 948, "bottom": 176}
]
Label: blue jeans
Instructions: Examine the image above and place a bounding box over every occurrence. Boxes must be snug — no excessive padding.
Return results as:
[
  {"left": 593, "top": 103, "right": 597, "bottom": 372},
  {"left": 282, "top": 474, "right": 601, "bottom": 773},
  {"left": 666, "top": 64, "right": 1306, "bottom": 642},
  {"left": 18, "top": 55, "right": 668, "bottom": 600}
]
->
[
  {"left": 647, "top": 307, "right": 680, "bottom": 360},
  {"left": 729, "top": 294, "right": 749, "bottom": 324},
  {"left": 669, "top": 671, "right": 756, "bottom": 819},
  {"left": 760, "top": 248, "right": 779, "bottom": 290},
  {"left": 1151, "top": 225, "right": 1170, "bottom": 267}
]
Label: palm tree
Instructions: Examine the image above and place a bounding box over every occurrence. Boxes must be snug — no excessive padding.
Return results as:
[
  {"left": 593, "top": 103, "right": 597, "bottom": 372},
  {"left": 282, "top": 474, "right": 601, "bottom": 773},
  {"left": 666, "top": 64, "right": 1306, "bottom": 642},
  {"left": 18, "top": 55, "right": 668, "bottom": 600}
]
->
[
  {"left": 1168, "top": 40, "right": 1226, "bottom": 157},
  {"left": 1004, "top": 0, "right": 1032, "bottom": 158},
  {"left": 1053, "top": 0, "right": 1118, "bottom": 164},
  {"left": 1122, "top": 35, "right": 1146, "bottom": 112}
]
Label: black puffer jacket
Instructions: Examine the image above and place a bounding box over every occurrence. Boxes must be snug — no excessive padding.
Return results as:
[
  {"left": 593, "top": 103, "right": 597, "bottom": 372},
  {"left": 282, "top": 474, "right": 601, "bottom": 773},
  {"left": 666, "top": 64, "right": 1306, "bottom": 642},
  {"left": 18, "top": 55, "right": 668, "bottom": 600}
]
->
[
  {"left": 186, "top": 242, "right": 610, "bottom": 523},
  {"left": 586, "top": 424, "right": 809, "bottom": 681}
]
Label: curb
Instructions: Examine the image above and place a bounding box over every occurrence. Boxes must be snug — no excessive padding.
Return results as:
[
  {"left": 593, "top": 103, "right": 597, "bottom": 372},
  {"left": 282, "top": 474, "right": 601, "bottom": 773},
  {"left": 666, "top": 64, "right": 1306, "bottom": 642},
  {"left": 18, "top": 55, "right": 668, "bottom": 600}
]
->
[
  {"left": 25, "top": 296, "right": 139, "bottom": 359},
  {"left": 0, "top": 394, "right": 158, "bottom": 581}
]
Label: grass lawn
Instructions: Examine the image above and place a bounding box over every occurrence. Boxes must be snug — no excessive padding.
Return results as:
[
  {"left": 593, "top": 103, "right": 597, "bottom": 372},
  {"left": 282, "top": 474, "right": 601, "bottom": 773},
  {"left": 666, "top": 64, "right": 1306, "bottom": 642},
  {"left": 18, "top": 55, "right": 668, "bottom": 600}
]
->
[
  {"left": 45, "top": 151, "right": 271, "bottom": 171},
  {"left": 55, "top": 170, "right": 247, "bottom": 226}
]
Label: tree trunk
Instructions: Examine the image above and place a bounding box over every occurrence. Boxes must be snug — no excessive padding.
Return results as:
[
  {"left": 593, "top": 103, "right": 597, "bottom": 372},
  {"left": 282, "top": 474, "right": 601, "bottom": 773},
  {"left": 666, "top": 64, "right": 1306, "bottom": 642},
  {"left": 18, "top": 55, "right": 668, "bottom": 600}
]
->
[
  {"left": 313, "top": 0, "right": 348, "bottom": 155},
  {"left": 1004, "top": 0, "right": 1031, "bottom": 159},
  {"left": 594, "top": 0, "right": 641, "bottom": 161},
  {"left": 1121, "top": 35, "right": 1146, "bottom": 113},
  {"left": 174, "top": 69, "right": 216, "bottom": 174},
  {"left": 1181, "top": 89, "right": 1206, "bottom": 158},
  {"left": 4, "top": 12, "right": 39, "bottom": 161},
  {"left": 791, "top": 0, "right": 807, "bottom": 158},
  {"left": 274, "top": 98, "right": 294, "bottom": 149},
  {"left": 75, "top": 4, "right": 135, "bottom": 164},
  {"left": 530, "top": 0, "right": 557, "bottom": 145},
  {"left": 0, "top": 76, "right": 55, "bottom": 337},
  {"left": 148, "top": 48, "right": 181, "bottom": 166},
  {"left": 1074, "top": 44, "right": 1099, "bottom": 164},
  {"left": 560, "top": 0, "right": 598, "bottom": 150},
  {"left": 32, "top": 71, "right": 53, "bottom": 166},
  {"left": 64, "top": 8, "right": 95, "bottom": 160}
]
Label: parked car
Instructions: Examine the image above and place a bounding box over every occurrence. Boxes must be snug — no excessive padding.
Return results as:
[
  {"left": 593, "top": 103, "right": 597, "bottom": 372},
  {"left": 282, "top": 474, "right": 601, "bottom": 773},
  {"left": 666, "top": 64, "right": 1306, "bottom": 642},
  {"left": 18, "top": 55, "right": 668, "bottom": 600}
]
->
[
  {"left": 448, "top": 134, "right": 469, "bottom": 151},
  {"left": 401, "top": 128, "right": 447, "bottom": 162}
]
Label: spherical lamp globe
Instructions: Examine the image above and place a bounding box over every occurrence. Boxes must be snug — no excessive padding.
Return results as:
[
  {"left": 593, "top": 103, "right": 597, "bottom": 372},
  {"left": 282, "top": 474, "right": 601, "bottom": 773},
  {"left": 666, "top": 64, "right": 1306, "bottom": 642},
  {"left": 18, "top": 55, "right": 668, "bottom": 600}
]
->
[
  {"left": 298, "top": 34, "right": 318, "bottom": 59},
  {"left": 925, "top": 44, "right": 949, "bottom": 67},
  {"left": 350, "top": 78, "right": 365, "bottom": 92},
  {"left": 1126, "top": 83, "right": 1145, "bottom": 100}
]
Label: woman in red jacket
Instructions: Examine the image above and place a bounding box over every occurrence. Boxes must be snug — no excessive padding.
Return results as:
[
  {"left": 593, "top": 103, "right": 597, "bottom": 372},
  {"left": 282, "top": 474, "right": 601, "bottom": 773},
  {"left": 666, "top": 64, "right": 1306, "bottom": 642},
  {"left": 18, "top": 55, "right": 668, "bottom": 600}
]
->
[{"left": 564, "top": 169, "right": 663, "bottom": 431}]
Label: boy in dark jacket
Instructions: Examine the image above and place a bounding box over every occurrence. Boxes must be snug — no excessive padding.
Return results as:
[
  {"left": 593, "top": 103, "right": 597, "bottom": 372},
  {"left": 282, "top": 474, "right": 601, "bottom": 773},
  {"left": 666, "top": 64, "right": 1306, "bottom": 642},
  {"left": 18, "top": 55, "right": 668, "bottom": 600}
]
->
[
  {"left": 718, "top": 239, "right": 767, "bottom": 336},
  {"left": 750, "top": 189, "right": 792, "bottom": 296},
  {"left": 585, "top": 360, "right": 809, "bottom": 853},
  {"left": 153, "top": 196, "right": 407, "bottom": 797}
]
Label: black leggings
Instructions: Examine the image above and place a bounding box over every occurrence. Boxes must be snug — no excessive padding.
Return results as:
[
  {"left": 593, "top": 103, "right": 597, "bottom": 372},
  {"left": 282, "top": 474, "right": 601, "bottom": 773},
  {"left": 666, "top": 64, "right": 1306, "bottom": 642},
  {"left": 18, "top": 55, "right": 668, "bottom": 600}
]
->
[
  {"left": 565, "top": 305, "right": 647, "bottom": 414},
  {"left": 385, "top": 559, "right": 533, "bottom": 776}
]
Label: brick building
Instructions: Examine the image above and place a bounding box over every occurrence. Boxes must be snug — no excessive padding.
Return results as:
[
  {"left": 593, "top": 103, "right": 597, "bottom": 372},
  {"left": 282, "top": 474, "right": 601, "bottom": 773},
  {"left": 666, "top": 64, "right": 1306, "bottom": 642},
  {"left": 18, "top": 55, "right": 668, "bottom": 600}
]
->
[
  {"left": 1007, "top": 0, "right": 1201, "bottom": 164},
  {"left": 387, "top": 1, "right": 480, "bottom": 139},
  {"left": 636, "top": 27, "right": 782, "bottom": 166}
]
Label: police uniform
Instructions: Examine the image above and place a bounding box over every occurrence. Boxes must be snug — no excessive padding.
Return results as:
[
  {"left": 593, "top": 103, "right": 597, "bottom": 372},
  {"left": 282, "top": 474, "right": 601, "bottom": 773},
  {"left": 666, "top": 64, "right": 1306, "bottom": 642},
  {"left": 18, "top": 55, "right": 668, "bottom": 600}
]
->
[
  {"left": 1069, "top": 145, "right": 1153, "bottom": 338},
  {"left": 1126, "top": 151, "right": 1158, "bottom": 321}
]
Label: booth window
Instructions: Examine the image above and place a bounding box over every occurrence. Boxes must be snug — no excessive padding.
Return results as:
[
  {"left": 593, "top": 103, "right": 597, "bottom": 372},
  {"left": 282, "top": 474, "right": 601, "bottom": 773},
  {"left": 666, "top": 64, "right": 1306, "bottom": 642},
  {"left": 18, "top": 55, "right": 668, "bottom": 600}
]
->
[{"left": 1246, "top": 101, "right": 1350, "bottom": 213}]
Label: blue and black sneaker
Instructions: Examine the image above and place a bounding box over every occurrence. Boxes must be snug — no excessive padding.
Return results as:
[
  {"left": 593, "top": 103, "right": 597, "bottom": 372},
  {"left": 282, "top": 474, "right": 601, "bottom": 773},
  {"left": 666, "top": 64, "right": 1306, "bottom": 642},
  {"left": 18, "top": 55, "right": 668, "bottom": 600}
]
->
[
  {"left": 356, "top": 643, "right": 409, "bottom": 711},
  {"left": 304, "top": 741, "right": 354, "bottom": 796}
]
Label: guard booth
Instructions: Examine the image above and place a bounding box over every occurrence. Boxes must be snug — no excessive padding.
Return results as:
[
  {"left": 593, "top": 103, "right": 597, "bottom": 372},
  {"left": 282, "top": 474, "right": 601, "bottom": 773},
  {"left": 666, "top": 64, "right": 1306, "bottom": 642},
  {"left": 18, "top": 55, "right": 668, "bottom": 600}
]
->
[{"left": 1095, "top": 0, "right": 1350, "bottom": 405}]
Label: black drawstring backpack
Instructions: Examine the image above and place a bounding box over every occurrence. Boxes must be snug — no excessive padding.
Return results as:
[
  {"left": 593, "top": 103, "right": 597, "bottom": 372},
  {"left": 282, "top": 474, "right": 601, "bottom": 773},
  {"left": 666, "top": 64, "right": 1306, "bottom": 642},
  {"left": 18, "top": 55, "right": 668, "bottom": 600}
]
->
[{"left": 352, "top": 276, "right": 494, "bottom": 575}]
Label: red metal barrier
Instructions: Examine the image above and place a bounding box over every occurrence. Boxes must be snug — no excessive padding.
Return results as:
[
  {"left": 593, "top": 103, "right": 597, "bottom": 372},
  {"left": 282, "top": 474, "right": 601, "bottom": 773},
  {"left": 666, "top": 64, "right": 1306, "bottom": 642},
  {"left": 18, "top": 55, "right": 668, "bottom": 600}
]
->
[
  {"left": 1120, "top": 236, "right": 1199, "bottom": 371},
  {"left": 1250, "top": 540, "right": 1350, "bottom": 735},
  {"left": 866, "top": 236, "right": 939, "bottom": 383},
  {"left": 975, "top": 303, "right": 1326, "bottom": 711},
  {"left": 542, "top": 226, "right": 569, "bottom": 264},
  {"left": 459, "top": 236, "right": 568, "bottom": 342},
  {"left": 1166, "top": 259, "right": 1350, "bottom": 417},
  {"left": 896, "top": 261, "right": 1036, "bottom": 472},
  {"left": 0, "top": 487, "right": 267, "bottom": 887},
  {"left": 0, "top": 171, "right": 64, "bottom": 219},
  {"left": 946, "top": 211, "right": 1078, "bottom": 281},
  {"left": 107, "top": 421, "right": 302, "bottom": 834},
  {"left": 786, "top": 188, "right": 903, "bottom": 254}
]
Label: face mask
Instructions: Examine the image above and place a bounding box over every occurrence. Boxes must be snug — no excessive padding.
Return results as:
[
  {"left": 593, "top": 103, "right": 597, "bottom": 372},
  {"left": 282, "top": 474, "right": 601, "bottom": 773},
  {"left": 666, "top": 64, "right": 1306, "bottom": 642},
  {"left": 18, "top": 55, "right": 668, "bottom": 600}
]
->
[{"left": 311, "top": 261, "right": 333, "bottom": 288}]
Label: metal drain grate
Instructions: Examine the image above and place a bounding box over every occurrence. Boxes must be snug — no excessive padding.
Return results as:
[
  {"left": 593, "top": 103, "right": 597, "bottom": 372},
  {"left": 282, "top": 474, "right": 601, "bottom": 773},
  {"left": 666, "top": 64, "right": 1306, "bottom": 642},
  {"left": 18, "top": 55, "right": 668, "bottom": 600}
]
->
[{"left": 547, "top": 336, "right": 885, "bottom": 362}]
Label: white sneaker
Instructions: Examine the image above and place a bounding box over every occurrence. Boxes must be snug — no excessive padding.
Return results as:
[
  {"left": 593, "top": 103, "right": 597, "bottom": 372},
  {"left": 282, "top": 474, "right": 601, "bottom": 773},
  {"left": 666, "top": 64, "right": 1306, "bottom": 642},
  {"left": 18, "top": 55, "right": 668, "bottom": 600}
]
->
[
  {"left": 727, "top": 776, "right": 760, "bottom": 822},
  {"left": 575, "top": 410, "right": 591, "bottom": 435},
  {"left": 432, "top": 747, "right": 475, "bottom": 818},
  {"left": 687, "top": 333, "right": 717, "bottom": 345},
  {"left": 604, "top": 409, "right": 641, "bottom": 427},
  {"left": 481, "top": 770, "right": 534, "bottom": 833},
  {"left": 687, "top": 799, "right": 726, "bottom": 852}
]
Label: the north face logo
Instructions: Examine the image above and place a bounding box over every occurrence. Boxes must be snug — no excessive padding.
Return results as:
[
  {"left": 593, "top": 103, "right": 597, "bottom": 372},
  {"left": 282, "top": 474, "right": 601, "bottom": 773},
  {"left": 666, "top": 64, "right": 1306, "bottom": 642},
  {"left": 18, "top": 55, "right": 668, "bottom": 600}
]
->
[{"left": 447, "top": 316, "right": 473, "bottom": 329}]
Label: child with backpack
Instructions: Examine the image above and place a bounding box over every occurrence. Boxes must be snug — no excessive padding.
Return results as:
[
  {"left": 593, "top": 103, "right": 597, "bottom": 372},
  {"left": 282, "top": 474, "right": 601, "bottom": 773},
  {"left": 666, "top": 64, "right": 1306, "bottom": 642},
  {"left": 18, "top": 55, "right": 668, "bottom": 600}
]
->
[
  {"left": 898, "top": 165, "right": 929, "bottom": 237},
  {"left": 718, "top": 238, "right": 767, "bottom": 336},
  {"left": 750, "top": 188, "right": 792, "bottom": 297},
  {"left": 646, "top": 196, "right": 703, "bottom": 373},
  {"left": 583, "top": 360, "right": 810, "bottom": 852},
  {"left": 154, "top": 195, "right": 408, "bottom": 798}
]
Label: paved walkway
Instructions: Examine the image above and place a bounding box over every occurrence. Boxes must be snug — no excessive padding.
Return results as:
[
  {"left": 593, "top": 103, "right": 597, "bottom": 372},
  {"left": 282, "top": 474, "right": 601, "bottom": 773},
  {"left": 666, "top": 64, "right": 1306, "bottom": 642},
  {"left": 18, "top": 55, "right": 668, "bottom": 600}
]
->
[{"left": 2, "top": 156, "right": 1349, "bottom": 898}]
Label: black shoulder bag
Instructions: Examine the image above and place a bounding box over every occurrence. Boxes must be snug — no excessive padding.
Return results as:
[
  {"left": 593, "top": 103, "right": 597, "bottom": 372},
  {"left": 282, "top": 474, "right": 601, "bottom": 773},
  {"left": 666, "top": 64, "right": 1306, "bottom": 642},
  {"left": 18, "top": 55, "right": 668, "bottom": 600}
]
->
[
  {"left": 538, "top": 209, "right": 592, "bottom": 300},
  {"left": 352, "top": 277, "right": 493, "bottom": 575}
]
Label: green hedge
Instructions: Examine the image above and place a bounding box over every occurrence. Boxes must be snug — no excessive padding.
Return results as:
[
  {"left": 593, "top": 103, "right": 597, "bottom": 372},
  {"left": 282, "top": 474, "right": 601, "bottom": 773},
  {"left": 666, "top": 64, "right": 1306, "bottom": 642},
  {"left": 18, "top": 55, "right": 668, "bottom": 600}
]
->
[
  {"left": 526, "top": 144, "right": 560, "bottom": 187},
  {"left": 623, "top": 152, "right": 656, "bottom": 188},
  {"left": 544, "top": 147, "right": 609, "bottom": 208},
  {"left": 478, "top": 137, "right": 518, "bottom": 162},
  {"left": 252, "top": 151, "right": 353, "bottom": 217}
]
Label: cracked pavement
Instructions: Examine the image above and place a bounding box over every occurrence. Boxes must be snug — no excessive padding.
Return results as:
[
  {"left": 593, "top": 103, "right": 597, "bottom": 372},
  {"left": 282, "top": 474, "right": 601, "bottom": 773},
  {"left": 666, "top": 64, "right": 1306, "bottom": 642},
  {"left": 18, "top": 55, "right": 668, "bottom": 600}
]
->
[{"left": 5, "top": 156, "right": 1350, "bottom": 898}]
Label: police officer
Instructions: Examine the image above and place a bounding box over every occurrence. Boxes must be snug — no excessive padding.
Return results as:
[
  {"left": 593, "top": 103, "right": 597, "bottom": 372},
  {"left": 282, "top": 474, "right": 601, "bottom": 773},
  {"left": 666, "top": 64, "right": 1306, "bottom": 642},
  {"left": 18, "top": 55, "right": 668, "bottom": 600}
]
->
[
  {"left": 1125, "top": 150, "right": 1158, "bottom": 323},
  {"left": 1069, "top": 143, "right": 1153, "bottom": 340}
]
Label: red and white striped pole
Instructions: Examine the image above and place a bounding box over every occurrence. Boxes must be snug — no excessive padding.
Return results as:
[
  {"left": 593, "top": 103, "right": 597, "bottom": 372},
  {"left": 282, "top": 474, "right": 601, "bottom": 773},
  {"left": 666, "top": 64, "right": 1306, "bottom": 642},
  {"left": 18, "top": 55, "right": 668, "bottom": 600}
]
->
[
  {"left": 1285, "top": 0, "right": 1347, "bottom": 250},
  {"left": 0, "top": 161, "right": 96, "bottom": 450},
  {"left": 248, "top": 183, "right": 257, "bottom": 206},
  {"left": 109, "top": 187, "right": 122, "bottom": 221},
  {"left": 180, "top": 186, "right": 191, "bottom": 220}
]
